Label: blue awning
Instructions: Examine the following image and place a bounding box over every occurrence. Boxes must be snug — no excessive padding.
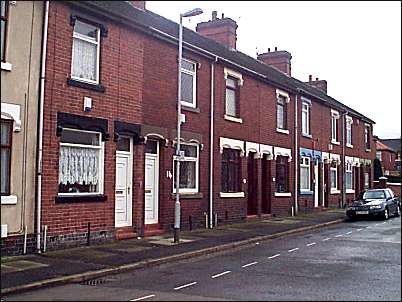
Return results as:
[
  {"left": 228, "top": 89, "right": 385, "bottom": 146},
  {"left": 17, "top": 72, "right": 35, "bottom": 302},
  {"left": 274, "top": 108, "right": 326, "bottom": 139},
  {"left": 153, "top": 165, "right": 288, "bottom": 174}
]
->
[{"left": 300, "top": 147, "right": 322, "bottom": 160}]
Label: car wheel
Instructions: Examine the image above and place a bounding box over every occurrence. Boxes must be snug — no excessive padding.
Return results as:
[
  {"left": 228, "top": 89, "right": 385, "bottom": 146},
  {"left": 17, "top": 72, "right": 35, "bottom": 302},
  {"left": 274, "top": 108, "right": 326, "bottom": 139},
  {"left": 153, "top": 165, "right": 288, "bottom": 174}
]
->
[
  {"left": 395, "top": 205, "right": 400, "bottom": 217},
  {"left": 383, "top": 207, "right": 389, "bottom": 220}
]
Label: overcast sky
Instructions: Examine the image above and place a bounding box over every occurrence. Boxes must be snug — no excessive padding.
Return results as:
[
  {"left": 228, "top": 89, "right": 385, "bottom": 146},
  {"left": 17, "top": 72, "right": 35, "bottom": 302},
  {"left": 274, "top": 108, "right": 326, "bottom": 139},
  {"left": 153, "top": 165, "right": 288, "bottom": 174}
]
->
[{"left": 147, "top": 1, "right": 401, "bottom": 139}]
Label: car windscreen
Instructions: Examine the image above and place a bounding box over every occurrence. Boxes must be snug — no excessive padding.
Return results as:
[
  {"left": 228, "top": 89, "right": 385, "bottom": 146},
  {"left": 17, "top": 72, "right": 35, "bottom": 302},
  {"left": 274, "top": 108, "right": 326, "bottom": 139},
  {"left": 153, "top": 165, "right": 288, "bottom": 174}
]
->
[{"left": 363, "top": 191, "right": 386, "bottom": 199}]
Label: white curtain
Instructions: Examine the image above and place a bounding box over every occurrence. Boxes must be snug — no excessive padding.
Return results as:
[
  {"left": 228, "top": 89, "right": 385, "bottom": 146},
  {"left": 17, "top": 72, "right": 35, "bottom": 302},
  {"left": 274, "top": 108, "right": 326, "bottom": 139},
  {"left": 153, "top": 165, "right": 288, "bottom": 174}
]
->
[
  {"left": 59, "top": 146, "right": 99, "bottom": 186},
  {"left": 72, "top": 37, "right": 97, "bottom": 81}
]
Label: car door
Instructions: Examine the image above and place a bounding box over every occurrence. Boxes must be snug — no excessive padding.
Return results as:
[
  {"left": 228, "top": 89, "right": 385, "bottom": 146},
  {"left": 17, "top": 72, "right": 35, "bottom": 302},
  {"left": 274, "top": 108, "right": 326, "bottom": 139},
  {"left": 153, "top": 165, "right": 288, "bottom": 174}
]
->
[{"left": 385, "top": 189, "right": 396, "bottom": 213}]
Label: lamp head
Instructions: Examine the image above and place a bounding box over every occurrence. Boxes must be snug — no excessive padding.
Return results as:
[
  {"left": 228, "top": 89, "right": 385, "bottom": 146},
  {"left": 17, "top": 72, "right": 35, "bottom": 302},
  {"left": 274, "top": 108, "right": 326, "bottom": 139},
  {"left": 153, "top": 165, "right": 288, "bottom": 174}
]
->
[{"left": 181, "top": 8, "right": 203, "bottom": 18}]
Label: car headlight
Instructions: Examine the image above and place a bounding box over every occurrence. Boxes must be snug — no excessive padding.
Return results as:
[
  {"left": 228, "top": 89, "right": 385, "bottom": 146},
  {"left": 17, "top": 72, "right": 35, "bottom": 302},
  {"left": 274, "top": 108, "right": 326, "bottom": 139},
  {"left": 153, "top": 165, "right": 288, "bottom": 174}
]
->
[
  {"left": 348, "top": 207, "right": 355, "bottom": 210},
  {"left": 370, "top": 205, "right": 382, "bottom": 209}
]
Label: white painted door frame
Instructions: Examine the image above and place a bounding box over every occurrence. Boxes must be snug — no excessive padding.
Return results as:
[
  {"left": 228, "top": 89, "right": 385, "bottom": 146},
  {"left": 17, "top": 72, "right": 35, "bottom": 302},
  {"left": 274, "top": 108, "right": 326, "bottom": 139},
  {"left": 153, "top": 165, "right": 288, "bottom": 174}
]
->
[
  {"left": 314, "top": 162, "right": 319, "bottom": 207},
  {"left": 145, "top": 142, "right": 159, "bottom": 225},
  {"left": 115, "top": 138, "right": 133, "bottom": 227}
]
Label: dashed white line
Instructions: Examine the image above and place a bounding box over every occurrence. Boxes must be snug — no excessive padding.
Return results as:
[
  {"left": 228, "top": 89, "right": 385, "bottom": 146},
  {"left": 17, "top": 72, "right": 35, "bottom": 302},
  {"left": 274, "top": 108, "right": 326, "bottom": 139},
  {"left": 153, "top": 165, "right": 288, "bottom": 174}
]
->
[
  {"left": 306, "top": 242, "right": 316, "bottom": 246},
  {"left": 268, "top": 253, "right": 281, "bottom": 259},
  {"left": 322, "top": 237, "right": 331, "bottom": 241},
  {"left": 241, "top": 261, "right": 258, "bottom": 268},
  {"left": 345, "top": 231, "right": 353, "bottom": 235},
  {"left": 211, "top": 270, "right": 231, "bottom": 279},
  {"left": 288, "top": 247, "right": 299, "bottom": 252},
  {"left": 356, "top": 228, "right": 363, "bottom": 232},
  {"left": 130, "top": 294, "right": 156, "bottom": 301},
  {"left": 382, "top": 222, "right": 387, "bottom": 224},
  {"left": 334, "top": 234, "right": 343, "bottom": 237},
  {"left": 174, "top": 282, "right": 197, "bottom": 290}
]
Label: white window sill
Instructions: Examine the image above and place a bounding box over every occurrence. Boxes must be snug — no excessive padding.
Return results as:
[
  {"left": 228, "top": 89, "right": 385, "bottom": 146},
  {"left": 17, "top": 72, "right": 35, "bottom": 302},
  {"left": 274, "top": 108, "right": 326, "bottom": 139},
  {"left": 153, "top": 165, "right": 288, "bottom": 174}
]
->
[
  {"left": 346, "top": 144, "right": 353, "bottom": 148},
  {"left": 276, "top": 128, "right": 289, "bottom": 135},
  {"left": 1, "top": 62, "right": 12, "bottom": 71},
  {"left": 365, "top": 149, "right": 371, "bottom": 152},
  {"left": 330, "top": 189, "right": 341, "bottom": 194},
  {"left": 302, "top": 133, "right": 312, "bottom": 139},
  {"left": 224, "top": 115, "right": 243, "bottom": 124},
  {"left": 331, "top": 140, "right": 340, "bottom": 145},
  {"left": 346, "top": 189, "right": 355, "bottom": 194},
  {"left": 220, "top": 192, "right": 245, "bottom": 198},
  {"left": 180, "top": 101, "right": 196, "bottom": 109},
  {"left": 1, "top": 195, "right": 18, "bottom": 205},
  {"left": 274, "top": 192, "right": 292, "bottom": 197}
]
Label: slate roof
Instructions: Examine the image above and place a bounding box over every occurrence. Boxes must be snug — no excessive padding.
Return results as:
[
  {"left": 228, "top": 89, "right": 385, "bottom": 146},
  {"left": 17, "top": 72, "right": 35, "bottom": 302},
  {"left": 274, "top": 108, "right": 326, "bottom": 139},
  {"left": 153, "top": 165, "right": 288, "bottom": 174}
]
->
[
  {"left": 74, "top": 1, "right": 375, "bottom": 124},
  {"left": 380, "top": 139, "right": 401, "bottom": 153}
]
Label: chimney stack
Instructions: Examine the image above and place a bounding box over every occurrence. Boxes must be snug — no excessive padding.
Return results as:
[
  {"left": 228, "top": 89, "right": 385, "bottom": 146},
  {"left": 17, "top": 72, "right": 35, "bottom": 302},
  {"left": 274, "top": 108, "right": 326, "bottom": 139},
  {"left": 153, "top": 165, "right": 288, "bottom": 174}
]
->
[
  {"left": 128, "top": 1, "right": 146, "bottom": 10},
  {"left": 196, "top": 11, "right": 238, "bottom": 49},
  {"left": 305, "top": 75, "right": 328, "bottom": 94},
  {"left": 257, "top": 48, "right": 292, "bottom": 76}
]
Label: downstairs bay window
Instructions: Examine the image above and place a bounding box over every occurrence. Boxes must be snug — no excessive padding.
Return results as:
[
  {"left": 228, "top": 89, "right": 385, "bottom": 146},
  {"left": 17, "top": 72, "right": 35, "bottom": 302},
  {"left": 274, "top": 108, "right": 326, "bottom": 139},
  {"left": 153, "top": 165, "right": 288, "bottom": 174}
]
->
[
  {"left": 58, "top": 128, "right": 104, "bottom": 195},
  {"left": 221, "top": 148, "right": 242, "bottom": 193},
  {"left": 300, "top": 156, "right": 311, "bottom": 192},
  {"left": 330, "top": 161, "right": 338, "bottom": 193},
  {"left": 345, "top": 162, "right": 353, "bottom": 192},
  {"left": 173, "top": 143, "right": 199, "bottom": 194},
  {"left": 276, "top": 155, "right": 289, "bottom": 193}
]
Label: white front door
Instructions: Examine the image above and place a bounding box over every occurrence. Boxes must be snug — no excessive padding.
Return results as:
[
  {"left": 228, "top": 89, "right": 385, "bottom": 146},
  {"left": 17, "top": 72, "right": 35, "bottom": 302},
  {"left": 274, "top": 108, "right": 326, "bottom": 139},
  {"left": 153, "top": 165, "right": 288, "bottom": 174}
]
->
[
  {"left": 145, "top": 153, "right": 159, "bottom": 224},
  {"left": 115, "top": 153, "right": 132, "bottom": 227},
  {"left": 314, "top": 162, "right": 319, "bottom": 207}
]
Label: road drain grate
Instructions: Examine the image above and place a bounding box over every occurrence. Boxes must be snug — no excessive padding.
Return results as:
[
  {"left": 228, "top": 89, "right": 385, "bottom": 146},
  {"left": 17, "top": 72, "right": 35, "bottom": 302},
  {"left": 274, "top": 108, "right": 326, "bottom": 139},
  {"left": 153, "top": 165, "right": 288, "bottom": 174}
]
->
[{"left": 80, "top": 277, "right": 116, "bottom": 286}]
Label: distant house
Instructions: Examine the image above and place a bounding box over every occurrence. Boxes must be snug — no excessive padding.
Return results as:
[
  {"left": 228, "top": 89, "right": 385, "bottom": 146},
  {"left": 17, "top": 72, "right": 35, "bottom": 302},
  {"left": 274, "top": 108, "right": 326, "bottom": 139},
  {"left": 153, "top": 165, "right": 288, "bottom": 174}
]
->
[
  {"left": 381, "top": 139, "right": 401, "bottom": 173},
  {"left": 375, "top": 137, "right": 401, "bottom": 182}
]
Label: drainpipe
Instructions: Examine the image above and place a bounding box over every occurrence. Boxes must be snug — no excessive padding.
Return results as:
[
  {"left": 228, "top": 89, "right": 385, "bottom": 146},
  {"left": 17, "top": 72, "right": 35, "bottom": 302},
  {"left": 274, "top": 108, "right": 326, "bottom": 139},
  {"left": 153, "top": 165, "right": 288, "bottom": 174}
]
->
[
  {"left": 294, "top": 92, "right": 299, "bottom": 215},
  {"left": 341, "top": 110, "right": 348, "bottom": 208},
  {"left": 209, "top": 57, "right": 217, "bottom": 229},
  {"left": 36, "top": 0, "right": 49, "bottom": 253}
]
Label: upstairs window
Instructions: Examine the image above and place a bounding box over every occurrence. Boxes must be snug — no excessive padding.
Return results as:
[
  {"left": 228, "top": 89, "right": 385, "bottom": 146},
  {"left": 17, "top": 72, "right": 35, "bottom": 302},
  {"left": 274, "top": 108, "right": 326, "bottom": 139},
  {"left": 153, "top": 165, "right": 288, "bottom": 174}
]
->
[
  {"left": 225, "top": 76, "right": 239, "bottom": 117},
  {"left": 301, "top": 101, "right": 310, "bottom": 136},
  {"left": 277, "top": 95, "right": 287, "bottom": 130},
  {"left": 276, "top": 155, "right": 289, "bottom": 193},
  {"left": 376, "top": 151, "right": 382, "bottom": 161},
  {"left": 173, "top": 143, "right": 199, "bottom": 193},
  {"left": 346, "top": 116, "right": 353, "bottom": 146},
  {"left": 331, "top": 110, "right": 339, "bottom": 143},
  {"left": 58, "top": 129, "right": 104, "bottom": 195},
  {"left": 1, "top": 0, "right": 9, "bottom": 62},
  {"left": 180, "top": 59, "right": 197, "bottom": 108},
  {"left": 1, "top": 119, "right": 12, "bottom": 195},
  {"left": 71, "top": 20, "right": 100, "bottom": 84},
  {"left": 364, "top": 124, "right": 371, "bottom": 150},
  {"left": 221, "top": 148, "right": 241, "bottom": 193}
]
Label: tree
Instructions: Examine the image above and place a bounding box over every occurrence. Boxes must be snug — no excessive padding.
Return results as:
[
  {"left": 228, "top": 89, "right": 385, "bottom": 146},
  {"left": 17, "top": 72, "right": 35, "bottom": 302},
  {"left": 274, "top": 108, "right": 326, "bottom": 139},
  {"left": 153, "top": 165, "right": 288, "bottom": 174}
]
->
[{"left": 373, "top": 158, "right": 383, "bottom": 181}]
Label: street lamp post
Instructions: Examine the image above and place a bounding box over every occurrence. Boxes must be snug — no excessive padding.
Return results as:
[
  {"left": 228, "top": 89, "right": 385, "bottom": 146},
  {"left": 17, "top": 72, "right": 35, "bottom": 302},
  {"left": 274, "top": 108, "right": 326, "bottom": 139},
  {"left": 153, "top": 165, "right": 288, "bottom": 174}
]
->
[{"left": 174, "top": 8, "right": 203, "bottom": 244}]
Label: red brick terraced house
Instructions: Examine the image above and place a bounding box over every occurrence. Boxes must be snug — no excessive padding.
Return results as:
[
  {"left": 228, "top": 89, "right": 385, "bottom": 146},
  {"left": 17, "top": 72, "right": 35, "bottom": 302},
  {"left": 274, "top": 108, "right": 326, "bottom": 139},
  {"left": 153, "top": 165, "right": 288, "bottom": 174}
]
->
[{"left": 3, "top": 0, "right": 376, "bottom": 253}]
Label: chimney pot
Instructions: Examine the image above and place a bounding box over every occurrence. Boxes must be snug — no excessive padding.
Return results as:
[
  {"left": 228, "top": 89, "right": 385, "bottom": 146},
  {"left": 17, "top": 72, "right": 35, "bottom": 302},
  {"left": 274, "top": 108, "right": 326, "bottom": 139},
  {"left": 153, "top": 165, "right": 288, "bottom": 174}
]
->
[
  {"left": 309, "top": 75, "right": 312, "bottom": 81},
  {"left": 275, "top": 47, "right": 278, "bottom": 51},
  {"left": 268, "top": 48, "right": 270, "bottom": 52},
  {"left": 212, "top": 11, "right": 217, "bottom": 20},
  {"left": 222, "top": 13, "right": 224, "bottom": 18},
  {"left": 316, "top": 77, "right": 319, "bottom": 81}
]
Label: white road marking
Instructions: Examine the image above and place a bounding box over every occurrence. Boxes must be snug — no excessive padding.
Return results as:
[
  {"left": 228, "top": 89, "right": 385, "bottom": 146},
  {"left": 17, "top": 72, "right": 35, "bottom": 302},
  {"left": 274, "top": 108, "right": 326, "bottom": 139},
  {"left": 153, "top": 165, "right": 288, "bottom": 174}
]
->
[
  {"left": 356, "top": 228, "right": 363, "bottom": 231},
  {"left": 241, "top": 261, "right": 258, "bottom": 268},
  {"left": 268, "top": 253, "right": 281, "bottom": 259},
  {"left": 174, "top": 282, "right": 197, "bottom": 290},
  {"left": 306, "top": 242, "right": 316, "bottom": 246},
  {"left": 375, "top": 224, "right": 379, "bottom": 226},
  {"left": 288, "top": 248, "right": 299, "bottom": 252},
  {"left": 322, "top": 237, "right": 331, "bottom": 241},
  {"left": 211, "top": 270, "right": 231, "bottom": 278},
  {"left": 345, "top": 231, "right": 353, "bottom": 235},
  {"left": 334, "top": 234, "right": 343, "bottom": 237},
  {"left": 130, "top": 294, "right": 156, "bottom": 301},
  {"left": 382, "top": 222, "right": 387, "bottom": 224}
]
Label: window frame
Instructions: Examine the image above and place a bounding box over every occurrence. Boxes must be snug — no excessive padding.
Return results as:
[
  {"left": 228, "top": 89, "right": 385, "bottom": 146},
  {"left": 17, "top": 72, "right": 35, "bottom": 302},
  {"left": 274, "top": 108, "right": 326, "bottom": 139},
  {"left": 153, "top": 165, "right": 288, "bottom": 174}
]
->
[
  {"left": 300, "top": 156, "right": 311, "bottom": 192},
  {"left": 364, "top": 124, "right": 371, "bottom": 150},
  {"left": 301, "top": 101, "right": 311, "bottom": 136},
  {"left": 364, "top": 172, "right": 370, "bottom": 189},
  {"left": 276, "top": 155, "right": 289, "bottom": 193},
  {"left": 1, "top": 0, "right": 9, "bottom": 63},
  {"left": 225, "top": 75, "right": 239, "bottom": 118},
  {"left": 376, "top": 151, "right": 382, "bottom": 161},
  {"left": 173, "top": 142, "right": 199, "bottom": 194},
  {"left": 331, "top": 110, "right": 339, "bottom": 143},
  {"left": 58, "top": 128, "right": 104, "bottom": 196},
  {"left": 180, "top": 58, "right": 197, "bottom": 108},
  {"left": 346, "top": 116, "right": 353, "bottom": 147},
  {"left": 221, "top": 148, "right": 242, "bottom": 193},
  {"left": 1, "top": 118, "right": 13, "bottom": 196},
  {"left": 330, "top": 161, "right": 338, "bottom": 191},
  {"left": 277, "top": 95, "right": 288, "bottom": 130},
  {"left": 71, "top": 19, "right": 101, "bottom": 85},
  {"left": 345, "top": 162, "right": 353, "bottom": 191}
]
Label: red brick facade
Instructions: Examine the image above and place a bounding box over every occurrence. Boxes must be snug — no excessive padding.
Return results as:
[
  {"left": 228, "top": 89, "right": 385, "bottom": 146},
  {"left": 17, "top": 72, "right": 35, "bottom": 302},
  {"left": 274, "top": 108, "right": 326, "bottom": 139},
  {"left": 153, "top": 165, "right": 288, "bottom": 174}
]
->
[{"left": 33, "top": 2, "right": 376, "bottom": 252}]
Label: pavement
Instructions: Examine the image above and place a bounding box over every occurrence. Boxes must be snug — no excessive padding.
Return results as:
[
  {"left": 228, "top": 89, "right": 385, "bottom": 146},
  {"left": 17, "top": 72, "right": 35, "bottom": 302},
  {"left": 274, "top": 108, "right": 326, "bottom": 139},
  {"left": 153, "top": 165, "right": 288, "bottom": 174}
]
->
[{"left": 1, "top": 209, "right": 346, "bottom": 296}]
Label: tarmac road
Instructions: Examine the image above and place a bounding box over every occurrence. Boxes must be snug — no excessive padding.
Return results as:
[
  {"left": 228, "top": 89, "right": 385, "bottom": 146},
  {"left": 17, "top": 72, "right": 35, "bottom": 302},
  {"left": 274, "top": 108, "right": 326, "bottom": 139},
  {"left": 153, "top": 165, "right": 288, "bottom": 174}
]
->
[{"left": 5, "top": 215, "right": 401, "bottom": 301}]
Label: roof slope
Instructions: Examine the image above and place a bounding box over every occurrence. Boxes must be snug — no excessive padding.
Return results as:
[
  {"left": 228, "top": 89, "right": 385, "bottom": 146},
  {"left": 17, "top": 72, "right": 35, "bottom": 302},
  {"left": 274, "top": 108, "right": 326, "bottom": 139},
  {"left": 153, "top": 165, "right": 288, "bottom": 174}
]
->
[
  {"left": 380, "top": 139, "right": 401, "bottom": 152},
  {"left": 76, "top": 1, "right": 375, "bottom": 124}
]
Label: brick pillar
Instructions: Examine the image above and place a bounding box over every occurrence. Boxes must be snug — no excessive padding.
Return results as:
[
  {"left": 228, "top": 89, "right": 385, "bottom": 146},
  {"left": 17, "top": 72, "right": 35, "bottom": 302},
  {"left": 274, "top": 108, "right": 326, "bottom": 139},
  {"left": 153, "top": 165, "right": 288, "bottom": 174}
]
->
[{"left": 133, "top": 143, "right": 145, "bottom": 237}]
